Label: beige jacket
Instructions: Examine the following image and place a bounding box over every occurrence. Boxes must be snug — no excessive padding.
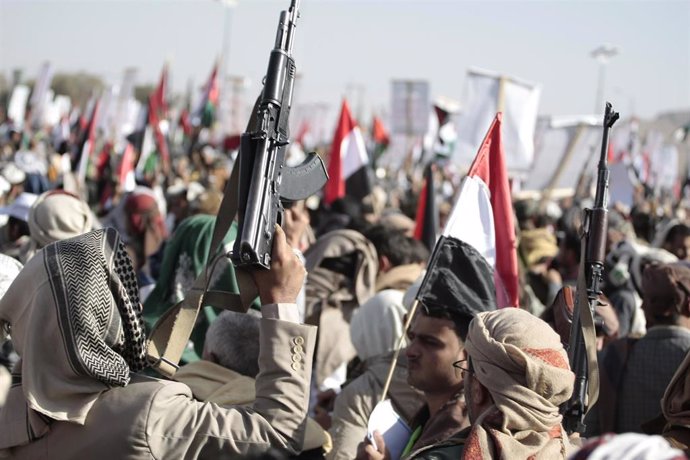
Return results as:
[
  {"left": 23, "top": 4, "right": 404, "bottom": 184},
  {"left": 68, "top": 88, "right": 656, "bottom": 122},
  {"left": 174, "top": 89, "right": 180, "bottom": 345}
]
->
[
  {"left": 327, "top": 353, "right": 423, "bottom": 460},
  {"left": 0, "top": 319, "right": 316, "bottom": 459},
  {"left": 174, "top": 359, "right": 331, "bottom": 453}
]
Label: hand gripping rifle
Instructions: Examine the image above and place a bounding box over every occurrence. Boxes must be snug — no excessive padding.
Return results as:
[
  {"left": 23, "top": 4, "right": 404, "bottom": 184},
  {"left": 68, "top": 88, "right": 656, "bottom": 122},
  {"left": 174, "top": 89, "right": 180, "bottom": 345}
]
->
[
  {"left": 146, "top": 0, "right": 327, "bottom": 378},
  {"left": 232, "top": 0, "right": 327, "bottom": 269},
  {"left": 562, "top": 102, "right": 619, "bottom": 434}
]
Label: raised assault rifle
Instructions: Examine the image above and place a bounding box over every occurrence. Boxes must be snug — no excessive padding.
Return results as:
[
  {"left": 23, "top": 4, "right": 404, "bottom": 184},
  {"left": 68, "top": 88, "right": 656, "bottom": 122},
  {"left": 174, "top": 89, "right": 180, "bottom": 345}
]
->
[
  {"left": 562, "top": 102, "right": 620, "bottom": 434},
  {"left": 232, "top": 0, "right": 328, "bottom": 269}
]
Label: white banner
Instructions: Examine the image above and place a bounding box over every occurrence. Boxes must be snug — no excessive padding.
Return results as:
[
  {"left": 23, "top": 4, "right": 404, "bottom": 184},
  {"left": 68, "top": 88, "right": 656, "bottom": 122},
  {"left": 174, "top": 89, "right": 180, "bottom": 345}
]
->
[
  {"left": 390, "top": 80, "right": 429, "bottom": 136},
  {"left": 7, "top": 85, "right": 30, "bottom": 127},
  {"left": 649, "top": 144, "right": 679, "bottom": 191},
  {"left": 97, "top": 87, "right": 117, "bottom": 140},
  {"left": 112, "top": 68, "right": 138, "bottom": 144},
  {"left": 523, "top": 115, "right": 601, "bottom": 193},
  {"left": 30, "top": 62, "right": 55, "bottom": 127},
  {"left": 43, "top": 94, "right": 71, "bottom": 126},
  {"left": 454, "top": 68, "right": 540, "bottom": 174}
]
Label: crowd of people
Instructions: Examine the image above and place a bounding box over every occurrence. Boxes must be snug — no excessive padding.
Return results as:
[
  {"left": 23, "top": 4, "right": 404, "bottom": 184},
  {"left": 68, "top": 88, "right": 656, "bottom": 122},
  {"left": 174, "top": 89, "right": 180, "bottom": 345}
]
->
[{"left": 1, "top": 105, "right": 690, "bottom": 460}]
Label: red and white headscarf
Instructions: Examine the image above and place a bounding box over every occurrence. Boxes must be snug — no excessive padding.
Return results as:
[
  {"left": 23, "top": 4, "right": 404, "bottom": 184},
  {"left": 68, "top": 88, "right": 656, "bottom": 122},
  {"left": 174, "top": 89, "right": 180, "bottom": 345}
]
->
[{"left": 464, "top": 308, "right": 575, "bottom": 459}]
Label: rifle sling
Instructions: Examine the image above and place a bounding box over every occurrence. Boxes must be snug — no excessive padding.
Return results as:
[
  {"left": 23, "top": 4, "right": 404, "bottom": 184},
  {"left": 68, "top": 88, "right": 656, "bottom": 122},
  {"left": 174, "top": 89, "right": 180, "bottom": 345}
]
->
[
  {"left": 576, "top": 241, "right": 601, "bottom": 412},
  {"left": 146, "top": 158, "right": 258, "bottom": 377}
]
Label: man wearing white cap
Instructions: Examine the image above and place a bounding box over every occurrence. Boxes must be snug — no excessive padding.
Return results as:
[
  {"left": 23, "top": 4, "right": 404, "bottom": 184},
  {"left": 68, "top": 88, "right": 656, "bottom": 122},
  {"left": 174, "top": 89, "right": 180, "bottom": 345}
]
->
[
  {"left": 0, "top": 192, "right": 38, "bottom": 260},
  {"left": 0, "top": 163, "right": 26, "bottom": 202}
]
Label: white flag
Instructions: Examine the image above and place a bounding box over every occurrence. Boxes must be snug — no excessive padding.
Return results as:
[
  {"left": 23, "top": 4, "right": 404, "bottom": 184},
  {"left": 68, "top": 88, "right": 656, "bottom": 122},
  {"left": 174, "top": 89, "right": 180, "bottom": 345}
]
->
[
  {"left": 524, "top": 115, "right": 601, "bottom": 193},
  {"left": 454, "top": 68, "right": 540, "bottom": 174}
]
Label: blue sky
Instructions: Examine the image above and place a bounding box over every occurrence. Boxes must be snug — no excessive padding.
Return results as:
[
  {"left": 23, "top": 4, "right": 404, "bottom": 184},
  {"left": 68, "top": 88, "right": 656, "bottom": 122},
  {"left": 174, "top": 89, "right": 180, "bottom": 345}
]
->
[{"left": 1, "top": 0, "right": 688, "bottom": 122}]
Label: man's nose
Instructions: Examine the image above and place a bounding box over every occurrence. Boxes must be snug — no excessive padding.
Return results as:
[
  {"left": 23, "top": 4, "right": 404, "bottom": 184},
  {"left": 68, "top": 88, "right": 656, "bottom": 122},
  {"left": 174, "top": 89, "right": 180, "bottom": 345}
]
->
[{"left": 405, "top": 343, "right": 418, "bottom": 359}]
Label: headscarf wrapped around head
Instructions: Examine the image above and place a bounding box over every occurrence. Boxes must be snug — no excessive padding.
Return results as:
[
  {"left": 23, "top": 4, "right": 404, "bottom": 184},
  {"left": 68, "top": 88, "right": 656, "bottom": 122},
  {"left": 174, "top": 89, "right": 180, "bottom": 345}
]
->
[
  {"left": 349, "top": 290, "right": 407, "bottom": 361},
  {"left": 520, "top": 228, "right": 558, "bottom": 268},
  {"left": 303, "top": 229, "right": 378, "bottom": 386},
  {"left": 0, "top": 228, "right": 147, "bottom": 442},
  {"left": 304, "top": 229, "right": 378, "bottom": 311},
  {"left": 641, "top": 262, "right": 690, "bottom": 320},
  {"left": 464, "top": 308, "right": 574, "bottom": 459},
  {"left": 28, "top": 190, "right": 94, "bottom": 248},
  {"left": 124, "top": 192, "right": 166, "bottom": 239}
]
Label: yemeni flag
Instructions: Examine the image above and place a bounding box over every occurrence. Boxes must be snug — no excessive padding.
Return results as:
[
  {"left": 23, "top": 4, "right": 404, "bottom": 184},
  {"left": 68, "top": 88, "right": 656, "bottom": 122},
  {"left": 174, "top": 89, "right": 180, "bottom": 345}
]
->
[
  {"left": 415, "top": 235, "right": 498, "bottom": 339},
  {"left": 370, "top": 116, "right": 390, "bottom": 168},
  {"left": 193, "top": 63, "right": 219, "bottom": 128},
  {"left": 323, "top": 99, "right": 371, "bottom": 205},
  {"left": 443, "top": 113, "right": 519, "bottom": 308},
  {"left": 414, "top": 164, "right": 439, "bottom": 251}
]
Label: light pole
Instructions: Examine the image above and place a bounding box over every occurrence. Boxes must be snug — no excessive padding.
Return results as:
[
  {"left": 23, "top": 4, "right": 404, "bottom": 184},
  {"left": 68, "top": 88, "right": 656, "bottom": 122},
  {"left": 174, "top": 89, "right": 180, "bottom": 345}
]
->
[
  {"left": 591, "top": 44, "right": 618, "bottom": 113},
  {"left": 218, "top": 0, "right": 238, "bottom": 73},
  {"left": 217, "top": 0, "right": 238, "bottom": 139}
]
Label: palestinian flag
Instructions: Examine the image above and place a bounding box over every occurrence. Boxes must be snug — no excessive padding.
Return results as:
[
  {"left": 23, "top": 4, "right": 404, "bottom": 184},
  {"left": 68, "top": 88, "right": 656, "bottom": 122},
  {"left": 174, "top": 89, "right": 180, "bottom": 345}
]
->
[
  {"left": 370, "top": 116, "right": 390, "bottom": 168},
  {"left": 75, "top": 98, "right": 101, "bottom": 184},
  {"left": 323, "top": 99, "right": 371, "bottom": 205},
  {"left": 194, "top": 63, "right": 219, "bottom": 128}
]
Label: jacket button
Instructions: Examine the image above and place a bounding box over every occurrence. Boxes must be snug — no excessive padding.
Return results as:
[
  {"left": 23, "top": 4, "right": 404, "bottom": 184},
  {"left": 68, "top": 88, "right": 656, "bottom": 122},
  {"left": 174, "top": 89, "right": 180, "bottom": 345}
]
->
[
  {"left": 293, "top": 337, "right": 304, "bottom": 346},
  {"left": 292, "top": 353, "right": 301, "bottom": 363},
  {"left": 291, "top": 362, "right": 301, "bottom": 371},
  {"left": 292, "top": 345, "right": 304, "bottom": 354}
]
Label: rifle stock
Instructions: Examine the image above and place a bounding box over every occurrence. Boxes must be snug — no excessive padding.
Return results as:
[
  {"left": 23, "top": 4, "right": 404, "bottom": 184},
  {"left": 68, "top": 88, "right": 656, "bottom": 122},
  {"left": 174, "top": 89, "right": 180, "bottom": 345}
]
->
[{"left": 562, "top": 102, "right": 619, "bottom": 434}]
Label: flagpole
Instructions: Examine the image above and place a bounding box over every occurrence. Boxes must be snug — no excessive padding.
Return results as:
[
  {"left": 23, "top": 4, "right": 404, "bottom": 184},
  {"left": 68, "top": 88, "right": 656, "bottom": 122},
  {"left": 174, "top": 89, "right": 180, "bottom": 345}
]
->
[
  {"left": 380, "top": 298, "right": 420, "bottom": 403},
  {"left": 497, "top": 76, "right": 507, "bottom": 114}
]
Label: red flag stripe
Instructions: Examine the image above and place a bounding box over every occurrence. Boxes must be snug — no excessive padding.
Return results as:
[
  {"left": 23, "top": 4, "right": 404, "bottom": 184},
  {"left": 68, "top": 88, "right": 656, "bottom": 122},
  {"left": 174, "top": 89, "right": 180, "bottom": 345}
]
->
[
  {"left": 413, "top": 179, "right": 428, "bottom": 241},
  {"left": 324, "top": 100, "right": 357, "bottom": 205},
  {"left": 467, "top": 113, "right": 519, "bottom": 307}
]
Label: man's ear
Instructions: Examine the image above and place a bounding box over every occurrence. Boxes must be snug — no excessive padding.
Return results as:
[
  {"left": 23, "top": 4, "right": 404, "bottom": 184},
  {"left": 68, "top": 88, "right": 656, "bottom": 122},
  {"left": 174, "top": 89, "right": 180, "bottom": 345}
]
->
[
  {"left": 202, "top": 348, "right": 217, "bottom": 363},
  {"left": 469, "top": 372, "right": 490, "bottom": 406},
  {"left": 379, "top": 255, "right": 392, "bottom": 273}
]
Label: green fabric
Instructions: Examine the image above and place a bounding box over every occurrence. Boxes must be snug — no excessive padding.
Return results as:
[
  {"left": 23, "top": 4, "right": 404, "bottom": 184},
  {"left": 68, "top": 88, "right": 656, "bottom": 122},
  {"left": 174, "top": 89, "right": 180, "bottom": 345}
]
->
[
  {"left": 371, "top": 142, "right": 388, "bottom": 169},
  {"left": 402, "top": 426, "right": 422, "bottom": 457},
  {"left": 143, "top": 214, "right": 253, "bottom": 363},
  {"left": 201, "top": 101, "right": 215, "bottom": 128},
  {"left": 143, "top": 152, "right": 158, "bottom": 176},
  {"left": 403, "top": 427, "right": 468, "bottom": 460}
]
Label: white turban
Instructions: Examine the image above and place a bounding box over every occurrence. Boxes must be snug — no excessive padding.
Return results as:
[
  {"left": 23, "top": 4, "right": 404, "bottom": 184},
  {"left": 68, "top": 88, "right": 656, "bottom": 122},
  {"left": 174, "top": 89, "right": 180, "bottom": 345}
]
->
[{"left": 28, "top": 191, "right": 94, "bottom": 248}]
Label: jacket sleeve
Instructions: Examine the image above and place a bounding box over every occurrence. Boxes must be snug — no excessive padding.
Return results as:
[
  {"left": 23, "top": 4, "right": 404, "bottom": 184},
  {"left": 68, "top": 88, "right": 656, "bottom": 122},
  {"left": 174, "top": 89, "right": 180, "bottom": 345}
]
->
[{"left": 145, "top": 318, "right": 317, "bottom": 459}]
